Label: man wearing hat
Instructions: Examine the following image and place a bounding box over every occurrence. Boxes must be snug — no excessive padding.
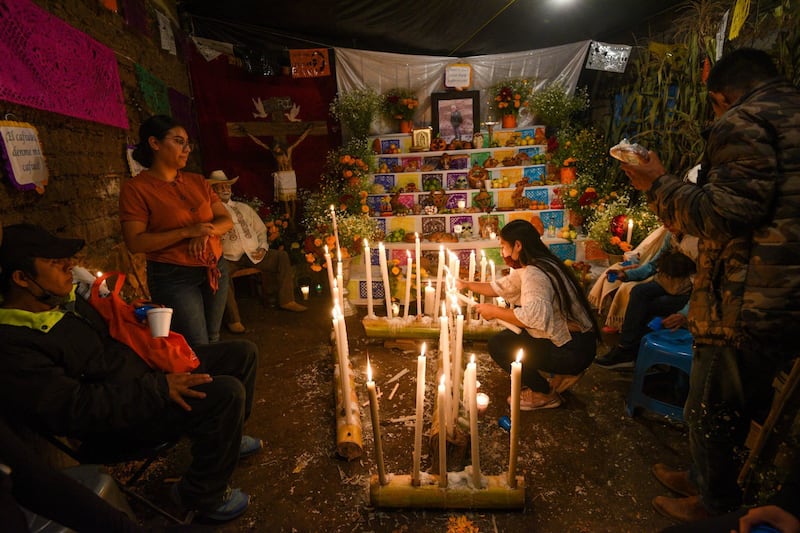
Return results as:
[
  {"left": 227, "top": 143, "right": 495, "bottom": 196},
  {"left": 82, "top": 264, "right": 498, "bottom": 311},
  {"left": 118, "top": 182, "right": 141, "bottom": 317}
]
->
[
  {"left": 0, "top": 223, "right": 262, "bottom": 522},
  {"left": 207, "top": 171, "right": 306, "bottom": 334}
]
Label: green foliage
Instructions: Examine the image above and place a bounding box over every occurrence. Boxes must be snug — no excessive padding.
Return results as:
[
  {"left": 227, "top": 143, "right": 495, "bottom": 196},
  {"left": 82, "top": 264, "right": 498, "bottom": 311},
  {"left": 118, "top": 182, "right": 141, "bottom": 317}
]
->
[
  {"left": 330, "top": 87, "right": 384, "bottom": 140},
  {"left": 530, "top": 84, "right": 589, "bottom": 129},
  {"left": 586, "top": 194, "right": 661, "bottom": 254}
]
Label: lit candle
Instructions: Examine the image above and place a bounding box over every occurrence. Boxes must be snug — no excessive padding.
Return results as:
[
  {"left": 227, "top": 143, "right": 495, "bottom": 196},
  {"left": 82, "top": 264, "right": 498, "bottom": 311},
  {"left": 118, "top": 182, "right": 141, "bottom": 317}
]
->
[
  {"left": 627, "top": 218, "right": 634, "bottom": 244},
  {"left": 391, "top": 302, "right": 400, "bottom": 316},
  {"left": 412, "top": 343, "right": 427, "bottom": 486},
  {"left": 415, "top": 233, "right": 422, "bottom": 319},
  {"left": 424, "top": 281, "right": 435, "bottom": 317},
  {"left": 332, "top": 308, "right": 353, "bottom": 425},
  {"left": 330, "top": 204, "right": 341, "bottom": 257},
  {"left": 439, "top": 303, "right": 450, "bottom": 434},
  {"left": 337, "top": 306, "right": 353, "bottom": 424},
  {"left": 489, "top": 231, "right": 497, "bottom": 241},
  {"left": 337, "top": 258, "right": 345, "bottom": 312},
  {"left": 467, "top": 354, "right": 481, "bottom": 487},
  {"left": 490, "top": 259, "right": 496, "bottom": 283},
  {"left": 476, "top": 392, "right": 490, "bottom": 416},
  {"left": 468, "top": 250, "right": 476, "bottom": 301},
  {"left": 300, "top": 285, "right": 310, "bottom": 300},
  {"left": 450, "top": 312, "right": 464, "bottom": 426},
  {"left": 403, "top": 251, "right": 412, "bottom": 319},
  {"left": 479, "top": 251, "right": 487, "bottom": 304},
  {"left": 433, "top": 245, "right": 445, "bottom": 318},
  {"left": 454, "top": 224, "right": 462, "bottom": 235},
  {"left": 438, "top": 374, "right": 447, "bottom": 488},
  {"left": 364, "top": 239, "right": 375, "bottom": 318},
  {"left": 366, "top": 358, "right": 387, "bottom": 485},
  {"left": 378, "top": 242, "right": 393, "bottom": 319},
  {"left": 457, "top": 199, "right": 466, "bottom": 210},
  {"left": 324, "top": 245, "right": 335, "bottom": 301},
  {"left": 509, "top": 349, "right": 522, "bottom": 488}
]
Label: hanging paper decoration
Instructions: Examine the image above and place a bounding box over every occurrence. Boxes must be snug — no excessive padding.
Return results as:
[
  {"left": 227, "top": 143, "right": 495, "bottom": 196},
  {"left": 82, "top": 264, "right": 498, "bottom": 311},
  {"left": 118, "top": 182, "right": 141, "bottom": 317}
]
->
[
  {"left": 135, "top": 64, "right": 171, "bottom": 116},
  {"left": 126, "top": 145, "right": 147, "bottom": 177},
  {"left": 289, "top": 49, "right": 331, "bottom": 78},
  {"left": 0, "top": 121, "right": 49, "bottom": 194},
  {"left": 156, "top": 10, "right": 176, "bottom": 55},
  {"left": 585, "top": 41, "right": 632, "bottom": 73},
  {"left": 0, "top": 0, "right": 128, "bottom": 129}
]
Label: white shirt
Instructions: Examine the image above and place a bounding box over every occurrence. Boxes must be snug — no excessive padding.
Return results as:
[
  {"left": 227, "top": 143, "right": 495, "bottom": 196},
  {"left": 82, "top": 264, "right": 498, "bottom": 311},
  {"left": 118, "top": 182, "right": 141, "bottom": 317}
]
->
[
  {"left": 491, "top": 265, "right": 593, "bottom": 346},
  {"left": 220, "top": 200, "right": 268, "bottom": 263}
]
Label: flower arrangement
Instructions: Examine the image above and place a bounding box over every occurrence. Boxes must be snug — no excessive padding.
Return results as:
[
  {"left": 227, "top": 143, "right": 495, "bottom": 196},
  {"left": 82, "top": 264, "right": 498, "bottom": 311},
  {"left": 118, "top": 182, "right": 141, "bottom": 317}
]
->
[
  {"left": 585, "top": 194, "right": 661, "bottom": 255},
  {"left": 330, "top": 87, "right": 384, "bottom": 140},
  {"left": 530, "top": 84, "right": 590, "bottom": 129},
  {"left": 382, "top": 88, "right": 419, "bottom": 121},
  {"left": 490, "top": 78, "right": 533, "bottom": 117}
]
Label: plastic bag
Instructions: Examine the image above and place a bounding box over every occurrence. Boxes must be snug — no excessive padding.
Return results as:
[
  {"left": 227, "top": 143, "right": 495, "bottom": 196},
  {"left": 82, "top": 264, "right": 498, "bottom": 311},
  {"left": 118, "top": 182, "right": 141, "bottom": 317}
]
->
[{"left": 609, "top": 138, "right": 650, "bottom": 165}]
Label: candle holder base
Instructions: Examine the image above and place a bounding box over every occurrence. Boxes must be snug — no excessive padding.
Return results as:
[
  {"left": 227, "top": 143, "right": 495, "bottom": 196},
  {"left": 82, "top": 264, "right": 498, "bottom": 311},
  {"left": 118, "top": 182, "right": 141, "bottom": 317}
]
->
[{"left": 369, "top": 473, "right": 525, "bottom": 509}]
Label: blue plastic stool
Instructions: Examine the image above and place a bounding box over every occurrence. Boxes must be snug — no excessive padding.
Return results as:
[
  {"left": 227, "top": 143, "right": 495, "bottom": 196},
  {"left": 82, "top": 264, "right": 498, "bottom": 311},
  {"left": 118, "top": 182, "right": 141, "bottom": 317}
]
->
[{"left": 626, "top": 329, "right": 694, "bottom": 422}]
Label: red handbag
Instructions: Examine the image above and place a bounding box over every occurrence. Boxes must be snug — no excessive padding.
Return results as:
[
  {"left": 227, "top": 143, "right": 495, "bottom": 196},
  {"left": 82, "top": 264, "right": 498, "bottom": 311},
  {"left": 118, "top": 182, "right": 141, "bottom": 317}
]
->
[{"left": 87, "top": 272, "right": 200, "bottom": 373}]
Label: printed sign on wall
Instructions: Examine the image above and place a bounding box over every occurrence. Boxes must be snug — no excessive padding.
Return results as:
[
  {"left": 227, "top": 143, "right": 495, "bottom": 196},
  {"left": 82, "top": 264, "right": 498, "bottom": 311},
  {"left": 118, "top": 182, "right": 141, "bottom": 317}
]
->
[
  {"left": 289, "top": 49, "right": 331, "bottom": 78},
  {"left": 0, "top": 121, "right": 49, "bottom": 194}
]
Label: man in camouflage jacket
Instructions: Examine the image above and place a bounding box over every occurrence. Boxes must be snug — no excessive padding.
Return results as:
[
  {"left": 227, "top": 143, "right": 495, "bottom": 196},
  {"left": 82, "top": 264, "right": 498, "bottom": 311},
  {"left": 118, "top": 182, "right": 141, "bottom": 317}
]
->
[{"left": 622, "top": 48, "right": 800, "bottom": 523}]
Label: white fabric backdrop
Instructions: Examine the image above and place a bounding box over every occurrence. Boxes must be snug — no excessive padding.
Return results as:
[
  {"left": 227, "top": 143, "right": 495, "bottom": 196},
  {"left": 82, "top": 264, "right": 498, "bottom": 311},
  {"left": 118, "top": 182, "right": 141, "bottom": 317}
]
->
[{"left": 334, "top": 41, "right": 591, "bottom": 133}]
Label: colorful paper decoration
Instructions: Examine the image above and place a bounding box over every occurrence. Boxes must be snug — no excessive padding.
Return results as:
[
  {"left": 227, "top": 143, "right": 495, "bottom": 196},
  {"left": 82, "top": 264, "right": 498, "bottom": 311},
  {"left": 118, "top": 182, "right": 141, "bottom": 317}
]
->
[
  {"left": 0, "top": 121, "right": 49, "bottom": 194},
  {"left": 135, "top": 64, "right": 171, "bottom": 116},
  {"left": 289, "top": 49, "right": 331, "bottom": 78}
]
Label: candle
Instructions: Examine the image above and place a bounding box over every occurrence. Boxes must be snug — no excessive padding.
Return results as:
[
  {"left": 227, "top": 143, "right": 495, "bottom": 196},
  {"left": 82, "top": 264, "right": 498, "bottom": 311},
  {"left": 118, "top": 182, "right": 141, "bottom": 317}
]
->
[
  {"left": 366, "top": 358, "right": 387, "bottom": 485},
  {"left": 391, "top": 302, "right": 400, "bottom": 316},
  {"left": 424, "top": 281, "right": 435, "bottom": 317},
  {"left": 324, "top": 245, "right": 335, "bottom": 301},
  {"left": 490, "top": 259, "right": 496, "bottom": 283},
  {"left": 412, "top": 343, "right": 427, "bottom": 486},
  {"left": 378, "top": 242, "right": 393, "bottom": 319},
  {"left": 467, "top": 354, "right": 481, "bottom": 487},
  {"left": 433, "top": 245, "right": 445, "bottom": 318},
  {"left": 479, "top": 251, "right": 487, "bottom": 304},
  {"left": 438, "top": 374, "right": 447, "bottom": 488},
  {"left": 454, "top": 224, "right": 462, "bottom": 235},
  {"left": 439, "top": 303, "right": 450, "bottom": 434},
  {"left": 337, "top": 260, "right": 345, "bottom": 312},
  {"left": 456, "top": 199, "right": 466, "bottom": 210},
  {"left": 332, "top": 308, "right": 353, "bottom": 425},
  {"left": 489, "top": 231, "right": 497, "bottom": 241},
  {"left": 468, "top": 250, "right": 476, "bottom": 302},
  {"left": 415, "top": 233, "right": 422, "bottom": 319},
  {"left": 508, "top": 349, "right": 522, "bottom": 488},
  {"left": 364, "top": 239, "right": 375, "bottom": 318},
  {"left": 403, "top": 251, "right": 412, "bottom": 319},
  {"left": 330, "top": 204, "right": 341, "bottom": 257},
  {"left": 300, "top": 285, "right": 310, "bottom": 300},
  {"left": 627, "top": 218, "right": 634, "bottom": 243},
  {"left": 450, "top": 312, "right": 464, "bottom": 426},
  {"left": 476, "top": 392, "right": 490, "bottom": 415}
]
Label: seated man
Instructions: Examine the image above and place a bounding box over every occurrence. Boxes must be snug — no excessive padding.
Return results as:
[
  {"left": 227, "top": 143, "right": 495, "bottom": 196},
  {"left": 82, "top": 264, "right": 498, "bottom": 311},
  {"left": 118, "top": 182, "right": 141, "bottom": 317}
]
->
[
  {"left": 207, "top": 171, "right": 305, "bottom": 334},
  {"left": 0, "top": 224, "right": 262, "bottom": 522}
]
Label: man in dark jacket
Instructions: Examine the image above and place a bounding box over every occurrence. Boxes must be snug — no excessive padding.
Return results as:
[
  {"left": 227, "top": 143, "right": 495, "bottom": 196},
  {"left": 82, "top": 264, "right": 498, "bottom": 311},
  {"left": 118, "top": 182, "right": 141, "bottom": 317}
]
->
[
  {"left": 0, "top": 223, "right": 261, "bottom": 522},
  {"left": 622, "top": 48, "right": 800, "bottom": 523}
]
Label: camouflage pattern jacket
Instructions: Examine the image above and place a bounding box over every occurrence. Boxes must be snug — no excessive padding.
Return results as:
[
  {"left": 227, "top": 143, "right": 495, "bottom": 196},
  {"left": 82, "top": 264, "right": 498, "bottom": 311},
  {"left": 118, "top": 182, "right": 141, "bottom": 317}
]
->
[{"left": 646, "top": 78, "right": 800, "bottom": 357}]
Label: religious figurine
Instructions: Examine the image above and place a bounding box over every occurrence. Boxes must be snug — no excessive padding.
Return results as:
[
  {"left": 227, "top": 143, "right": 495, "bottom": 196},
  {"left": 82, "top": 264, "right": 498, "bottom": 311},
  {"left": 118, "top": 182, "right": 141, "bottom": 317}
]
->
[
  {"left": 380, "top": 195, "right": 393, "bottom": 215},
  {"left": 472, "top": 132, "right": 485, "bottom": 149}
]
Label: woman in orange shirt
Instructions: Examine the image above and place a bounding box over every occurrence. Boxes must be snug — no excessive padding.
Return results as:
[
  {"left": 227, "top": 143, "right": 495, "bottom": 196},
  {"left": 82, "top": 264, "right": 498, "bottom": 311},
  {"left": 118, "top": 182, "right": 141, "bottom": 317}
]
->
[{"left": 120, "top": 115, "right": 232, "bottom": 346}]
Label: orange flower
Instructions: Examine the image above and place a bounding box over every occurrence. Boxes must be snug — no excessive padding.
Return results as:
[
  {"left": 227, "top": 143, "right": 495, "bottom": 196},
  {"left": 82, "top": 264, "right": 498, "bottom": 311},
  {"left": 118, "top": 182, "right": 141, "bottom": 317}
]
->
[
  {"left": 310, "top": 264, "right": 322, "bottom": 272},
  {"left": 325, "top": 235, "right": 336, "bottom": 247},
  {"left": 305, "top": 253, "right": 316, "bottom": 264},
  {"left": 313, "top": 238, "right": 323, "bottom": 247},
  {"left": 361, "top": 204, "right": 370, "bottom": 213}
]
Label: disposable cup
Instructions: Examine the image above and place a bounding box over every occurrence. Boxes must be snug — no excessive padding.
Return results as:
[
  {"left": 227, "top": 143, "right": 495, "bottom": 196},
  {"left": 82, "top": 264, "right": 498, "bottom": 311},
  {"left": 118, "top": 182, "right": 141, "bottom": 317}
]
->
[{"left": 146, "top": 307, "right": 173, "bottom": 338}]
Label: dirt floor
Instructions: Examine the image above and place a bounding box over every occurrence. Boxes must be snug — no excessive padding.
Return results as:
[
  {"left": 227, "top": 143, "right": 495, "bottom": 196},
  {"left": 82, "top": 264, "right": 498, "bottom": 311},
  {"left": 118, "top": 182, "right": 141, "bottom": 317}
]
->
[{"left": 129, "top": 287, "right": 694, "bottom": 532}]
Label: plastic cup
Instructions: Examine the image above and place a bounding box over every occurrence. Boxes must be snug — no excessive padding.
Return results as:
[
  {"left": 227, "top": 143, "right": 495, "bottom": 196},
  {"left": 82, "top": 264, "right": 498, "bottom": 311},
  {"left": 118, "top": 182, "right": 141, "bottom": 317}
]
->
[
  {"left": 498, "top": 415, "right": 511, "bottom": 432},
  {"left": 607, "top": 270, "right": 619, "bottom": 282},
  {"left": 647, "top": 316, "right": 663, "bottom": 330},
  {"left": 146, "top": 307, "right": 173, "bottom": 338}
]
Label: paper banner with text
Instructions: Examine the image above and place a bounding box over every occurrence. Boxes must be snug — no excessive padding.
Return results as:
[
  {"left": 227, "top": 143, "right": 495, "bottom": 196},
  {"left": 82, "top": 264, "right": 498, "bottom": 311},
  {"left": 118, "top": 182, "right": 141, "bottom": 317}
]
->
[
  {"left": 290, "top": 49, "right": 331, "bottom": 78},
  {"left": 0, "top": 121, "right": 49, "bottom": 194}
]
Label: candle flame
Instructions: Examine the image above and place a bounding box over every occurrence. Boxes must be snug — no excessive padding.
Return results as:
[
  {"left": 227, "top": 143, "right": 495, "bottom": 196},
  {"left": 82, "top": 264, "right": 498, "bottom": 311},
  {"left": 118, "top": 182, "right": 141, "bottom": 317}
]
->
[
  {"left": 406, "top": 250, "right": 411, "bottom": 259},
  {"left": 439, "top": 244, "right": 444, "bottom": 252},
  {"left": 439, "top": 374, "right": 446, "bottom": 389},
  {"left": 415, "top": 232, "right": 419, "bottom": 239},
  {"left": 96, "top": 271, "right": 103, "bottom": 277},
  {"left": 324, "top": 244, "right": 329, "bottom": 254},
  {"left": 441, "top": 302, "right": 447, "bottom": 317},
  {"left": 470, "top": 353, "right": 476, "bottom": 365},
  {"left": 421, "top": 342, "right": 426, "bottom": 358},
  {"left": 367, "top": 356, "right": 373, "bottom": 382},
  {"left": 481, "top": 250, "right": 486, "bottom": 258},
  {"left": 330, "top": 204, "right": 334, "bottom": 211},
  {"left": 427, "top": 280, "right": 431, "bottom": 288},
  {"left": 516, "top": 349, "right": 523, "bottom": 363},
  {"left": 363, "top": 238, "right": 368, "bottom": 247}
]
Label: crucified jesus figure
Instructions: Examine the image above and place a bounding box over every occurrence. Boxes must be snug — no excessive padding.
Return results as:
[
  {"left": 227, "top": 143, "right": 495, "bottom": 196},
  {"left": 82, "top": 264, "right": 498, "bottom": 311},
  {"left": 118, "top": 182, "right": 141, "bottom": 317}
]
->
[{"left": 238, "top": 124, "right": 312, "bottom": 222}]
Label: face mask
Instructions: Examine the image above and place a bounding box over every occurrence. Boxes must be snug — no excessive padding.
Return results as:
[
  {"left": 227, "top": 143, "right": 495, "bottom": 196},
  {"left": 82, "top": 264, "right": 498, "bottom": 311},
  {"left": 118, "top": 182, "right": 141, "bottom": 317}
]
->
[{"left": 502, "top": 253, "right": 522, "bottom": 269}]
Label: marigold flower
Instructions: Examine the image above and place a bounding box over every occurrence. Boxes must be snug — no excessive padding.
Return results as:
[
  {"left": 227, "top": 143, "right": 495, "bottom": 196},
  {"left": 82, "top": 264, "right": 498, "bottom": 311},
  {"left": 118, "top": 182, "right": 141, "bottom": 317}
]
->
[{"left": 310, "top": 264, "right": 322, "bottom": 272}]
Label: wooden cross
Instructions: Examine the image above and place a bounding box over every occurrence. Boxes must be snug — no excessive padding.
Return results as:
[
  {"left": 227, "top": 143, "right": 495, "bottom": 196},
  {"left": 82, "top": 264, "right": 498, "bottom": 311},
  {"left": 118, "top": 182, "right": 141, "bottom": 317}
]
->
[{"left": 226, "top": 120, "right": 327, "bottom": 144}]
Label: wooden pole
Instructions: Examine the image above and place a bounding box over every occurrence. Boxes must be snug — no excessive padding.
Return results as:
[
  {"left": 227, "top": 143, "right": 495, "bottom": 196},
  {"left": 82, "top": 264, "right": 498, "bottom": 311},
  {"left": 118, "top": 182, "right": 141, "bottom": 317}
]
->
[
  {"left": 368, "top": 474, "right": 525, "bottom": 509},
  {"left": 334, "top": 363, "right": 362, "bottom": 460}
]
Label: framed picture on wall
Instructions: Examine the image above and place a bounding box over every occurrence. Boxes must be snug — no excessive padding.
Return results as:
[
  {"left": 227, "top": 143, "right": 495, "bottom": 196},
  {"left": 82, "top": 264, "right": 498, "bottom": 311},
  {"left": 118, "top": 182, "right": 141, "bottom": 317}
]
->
[{"left": 431, "top": 91, "right": 480, "bottom": 144}]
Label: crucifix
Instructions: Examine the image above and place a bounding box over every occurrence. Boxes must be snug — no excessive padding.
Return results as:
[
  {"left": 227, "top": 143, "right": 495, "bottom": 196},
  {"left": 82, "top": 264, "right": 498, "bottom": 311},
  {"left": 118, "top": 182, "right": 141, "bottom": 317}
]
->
[{"left": 227, "top": 98, "right": 327, "bottom": 223}]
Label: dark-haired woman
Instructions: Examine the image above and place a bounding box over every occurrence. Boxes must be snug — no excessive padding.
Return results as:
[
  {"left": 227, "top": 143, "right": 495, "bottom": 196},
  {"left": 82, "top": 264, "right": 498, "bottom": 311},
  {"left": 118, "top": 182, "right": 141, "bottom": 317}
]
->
[
  {"left": 456, "top": 220, "right": 599, "bottom": 410},
  {"left": 120, "top": 115, "right": 232, "bottom": 346}
]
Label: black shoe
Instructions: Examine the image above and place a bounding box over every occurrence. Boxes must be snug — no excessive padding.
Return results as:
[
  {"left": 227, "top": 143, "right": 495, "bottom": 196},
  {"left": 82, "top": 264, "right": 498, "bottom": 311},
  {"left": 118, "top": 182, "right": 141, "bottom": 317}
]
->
[{"left": 595, "top": 346, "right": 636, "bottom": 369}]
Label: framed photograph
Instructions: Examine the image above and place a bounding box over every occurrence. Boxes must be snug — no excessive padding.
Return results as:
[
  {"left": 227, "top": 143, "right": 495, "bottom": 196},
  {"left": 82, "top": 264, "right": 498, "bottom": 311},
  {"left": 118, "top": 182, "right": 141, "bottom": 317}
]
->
[{"left": 431, "top": 91, "right": 480, "bottom": 144}]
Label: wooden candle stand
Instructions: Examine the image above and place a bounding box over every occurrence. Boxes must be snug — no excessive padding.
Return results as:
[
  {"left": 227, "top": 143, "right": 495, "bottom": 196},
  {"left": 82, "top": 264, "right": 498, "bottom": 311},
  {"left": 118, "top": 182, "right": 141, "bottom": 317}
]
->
[
  {"left": 368, "top": 473, "right": 526, "bottom": 509},
  {"left": 362, "top": 316, "right": 502, "bottom": 340}
]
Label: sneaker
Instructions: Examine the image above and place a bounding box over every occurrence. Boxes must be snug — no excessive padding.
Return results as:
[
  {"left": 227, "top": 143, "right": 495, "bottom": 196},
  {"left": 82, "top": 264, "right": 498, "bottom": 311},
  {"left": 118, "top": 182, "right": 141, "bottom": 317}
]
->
[
  {"left": 240, "top": 435, "right": 263, "bottom": 458},
  {"left": 508, "top": 388, "right": 562, "bottom": 411},
  {"left": 280, "top": 301, "right": 307, "bottom": 312},
  {"left": 227, "top": 322, "right": 246, "bottom": 334},
  {"left": 594, "top": 346, "right": 636, "bottom": 369},
  {"left": 171, "top": 484, "right": 249, "bottom": 522}
]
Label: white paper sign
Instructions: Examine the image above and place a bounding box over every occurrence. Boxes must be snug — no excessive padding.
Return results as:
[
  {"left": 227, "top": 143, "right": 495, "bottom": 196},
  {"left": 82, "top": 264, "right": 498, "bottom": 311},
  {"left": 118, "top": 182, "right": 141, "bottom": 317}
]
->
[
  {"left": 445, "top": 64, "right": 472, "bottom": 89},
  {"left": 585, "top": 41, "right": 632, "bottom": 73},
  {"left": 0, "top": 122, "right": 49, "bottom": 193},
  {"left": 157, "top": 11, "right": 177, "bottom": 55}
]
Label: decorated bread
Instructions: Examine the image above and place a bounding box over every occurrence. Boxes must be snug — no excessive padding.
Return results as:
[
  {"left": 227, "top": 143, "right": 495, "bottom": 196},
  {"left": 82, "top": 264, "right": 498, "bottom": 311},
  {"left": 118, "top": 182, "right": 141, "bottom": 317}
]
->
[{"left": 609, "top": 138, "right": 650, "bottom": 165}]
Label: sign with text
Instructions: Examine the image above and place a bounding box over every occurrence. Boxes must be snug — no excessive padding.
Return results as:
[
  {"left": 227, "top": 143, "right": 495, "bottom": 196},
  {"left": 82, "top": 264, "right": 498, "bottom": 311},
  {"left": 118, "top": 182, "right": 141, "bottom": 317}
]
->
[
  {"left": 444, "top": 63, "right": 473, "bottom": 89},
  {"left": 0, "top": 121, "right": 49, "bottom": 193},
  {"left": 289, "top": 48, "right": 331, "bottom": 78}
]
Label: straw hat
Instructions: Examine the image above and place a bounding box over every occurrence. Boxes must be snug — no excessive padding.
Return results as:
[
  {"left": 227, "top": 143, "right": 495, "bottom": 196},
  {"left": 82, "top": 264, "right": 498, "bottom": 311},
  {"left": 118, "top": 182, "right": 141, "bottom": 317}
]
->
[{"left": 206, "top": 170, "right": 239, "bottom": 185}]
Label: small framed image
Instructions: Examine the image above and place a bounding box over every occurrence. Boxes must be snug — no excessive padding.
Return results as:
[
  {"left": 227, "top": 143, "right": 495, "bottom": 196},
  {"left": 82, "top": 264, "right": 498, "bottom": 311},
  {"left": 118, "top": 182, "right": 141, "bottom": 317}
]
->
[
  {"left": 411, "top": 126, "right": 432, "bottom": 151},
  {"left": 431, "top": 91, "right": 480, "bottom": 144}
]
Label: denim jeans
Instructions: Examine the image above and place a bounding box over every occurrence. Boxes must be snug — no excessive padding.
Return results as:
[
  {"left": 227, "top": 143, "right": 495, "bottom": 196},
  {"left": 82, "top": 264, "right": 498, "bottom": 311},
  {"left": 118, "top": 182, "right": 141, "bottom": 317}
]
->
[
  {"left": 488, "top": 329, "right": 596, "bottom": 392},
  {"left": 619, "top": 280, "right": 690, "bottom": 350},
  {"left": 146, "top": 259, "right": 230, "bottom": 346},
  {"left": 685, "top": 344, "right": 778, "bottom": 513}
]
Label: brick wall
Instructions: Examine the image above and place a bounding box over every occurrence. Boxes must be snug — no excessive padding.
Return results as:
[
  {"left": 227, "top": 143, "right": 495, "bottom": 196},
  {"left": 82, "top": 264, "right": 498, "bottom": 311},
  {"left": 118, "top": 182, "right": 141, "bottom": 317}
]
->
[{"left": 0, "top": 0, "right": 195, "bottom": 277}]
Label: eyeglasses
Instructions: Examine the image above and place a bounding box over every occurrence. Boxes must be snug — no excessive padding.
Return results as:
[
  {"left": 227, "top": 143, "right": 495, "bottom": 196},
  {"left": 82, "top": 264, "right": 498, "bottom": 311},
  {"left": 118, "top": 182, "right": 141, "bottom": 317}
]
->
[{"left": 169, "top": 136, "right": 194, "bottom": 151}]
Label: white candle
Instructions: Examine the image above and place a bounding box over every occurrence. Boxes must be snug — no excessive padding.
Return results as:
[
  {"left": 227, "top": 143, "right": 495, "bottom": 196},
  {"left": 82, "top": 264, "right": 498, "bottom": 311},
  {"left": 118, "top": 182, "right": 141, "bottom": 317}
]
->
[
  {"left": 412, "top": 343, "right": 427, "bottom": 486},
  {"left": 457, "top": 199, "right": 466, "bottom": 210},
  {"left": 424, "top": 281, "right": 435, "bottom": 317},
  {"left": 300, "top": 285, "right": 310, "bottom": 300},
  {"left": 450, "top": 312, "right": 464, "bottom": 426},
  {"left": 479, "top": 251, "right": 487, "bottom": 304},
  {"left": 439, "top": 303, "right": 450, "bottom": 434},
  {"left": 476, "top": 392, "right": 490, "bottom": 415},
  {"left": 467, "top": 354, "right": 481, "bottom": 487},
  {"left": 415, "top": 233, "right": 422, "bottom": 319},
  {"left": 330, "top": 204, "right": 341, "bottom": 257},
  {"left": 391, "top": 302, "right": 400, "bottom": 316},
  {"left": 332, "top": 309, "right": 353, "bottom": 425},
  {"left": 490, "top": 259, "right": 496, "bottom": 283},
  {"left": 627, "top": 218, "right": 634, "bottom": 244},
  {"left": 403, "top": 251, "right": 412, "bottom": 319},
  {"left": 454, "top": 224, "right": 462, "bottom": 235},
  {"left": 438, "top": 374, "right": 447, "bottom": 488},
  {"left": 489, "top": 231, "right": 497, "bottom": 241},
  {"left": 324, "top": 245, "right": 335, "bottom": 301},
  {"left": 364, "top": 239, "right": 375, "bottom": 318},
  {"left": 366, "top": 359, "right": 387, "bottom": 485},
  {"left": 468, "top": 250, "right": 476, "bottom": 301},
  {"left": 433, "top": 245, "right": 445, "bottom": 318},
  {"left": 509, "top": 349, "right": 522, "bottom": 488},
  {"left": 338, "top": 307, "right": 354, "bottom": 424},
  {"left": 378, "top": 242, "right": 393, "bottom": 319},
  {"left": 337, "top": 260, "right": 345, "bottom": 312}
]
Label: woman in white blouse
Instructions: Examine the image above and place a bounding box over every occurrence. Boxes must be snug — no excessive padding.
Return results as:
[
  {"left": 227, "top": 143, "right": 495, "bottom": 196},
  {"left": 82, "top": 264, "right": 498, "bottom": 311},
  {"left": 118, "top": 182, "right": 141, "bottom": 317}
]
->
[{"left": 457, "top": 220, "right": 599, "bottom": 410}]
